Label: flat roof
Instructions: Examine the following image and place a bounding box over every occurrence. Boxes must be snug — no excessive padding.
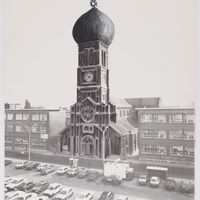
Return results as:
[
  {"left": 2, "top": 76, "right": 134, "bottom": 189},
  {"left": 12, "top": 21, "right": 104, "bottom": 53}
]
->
[
  {"left": 136, "top": 107, "right": 195, "bottom": 111},
  {"left": 146, "top": 166, "right": 168, "bottom": 171}
]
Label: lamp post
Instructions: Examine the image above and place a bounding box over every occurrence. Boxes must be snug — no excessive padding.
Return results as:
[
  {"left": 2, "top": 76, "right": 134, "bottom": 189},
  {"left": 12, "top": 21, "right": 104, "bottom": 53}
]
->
[{"left": 16, "top": 122, "right": 33, "bottom": 162}]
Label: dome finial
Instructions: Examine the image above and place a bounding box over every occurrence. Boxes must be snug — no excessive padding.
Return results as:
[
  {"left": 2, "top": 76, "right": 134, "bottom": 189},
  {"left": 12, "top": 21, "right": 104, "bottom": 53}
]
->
[{"left": 90, "top": 0, "right": 97, "bottom": 8}]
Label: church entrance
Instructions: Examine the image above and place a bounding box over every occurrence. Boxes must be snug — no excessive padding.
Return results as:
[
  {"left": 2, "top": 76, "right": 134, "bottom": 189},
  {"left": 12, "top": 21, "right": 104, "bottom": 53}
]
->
[{"left": 81, "top": 136, "right": 95, "bottom": 156}]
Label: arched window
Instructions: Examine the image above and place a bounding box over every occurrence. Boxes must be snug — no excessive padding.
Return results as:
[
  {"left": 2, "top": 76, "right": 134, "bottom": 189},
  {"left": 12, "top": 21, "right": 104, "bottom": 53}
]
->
[{"left": 89, "top": 48, "right": 95, "bottom": 65}]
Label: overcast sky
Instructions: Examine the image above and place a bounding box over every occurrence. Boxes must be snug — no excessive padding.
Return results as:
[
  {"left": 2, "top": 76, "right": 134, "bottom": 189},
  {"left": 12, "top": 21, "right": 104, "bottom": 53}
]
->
[{"left": 4, "top": 0, "right": 196, "bottom": 108}]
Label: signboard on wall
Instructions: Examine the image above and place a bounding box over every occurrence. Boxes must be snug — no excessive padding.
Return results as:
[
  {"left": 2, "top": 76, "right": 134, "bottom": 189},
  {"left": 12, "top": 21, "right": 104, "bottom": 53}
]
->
[{"left": 40, "top": 134, "right": 48, "bottom": 139}]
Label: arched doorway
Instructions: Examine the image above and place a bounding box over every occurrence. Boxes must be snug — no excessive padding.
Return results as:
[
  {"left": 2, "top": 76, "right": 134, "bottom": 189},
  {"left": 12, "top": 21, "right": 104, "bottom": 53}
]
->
[{"left": 81, "top": 135, "right": 95, "bottom": 156}]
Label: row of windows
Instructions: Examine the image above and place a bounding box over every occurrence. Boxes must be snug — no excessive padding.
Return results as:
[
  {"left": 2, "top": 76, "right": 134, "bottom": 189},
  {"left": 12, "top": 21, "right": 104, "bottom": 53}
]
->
[
  {"left": 141, "top": 130, "right": 194, "bottom": 140},
  {"left": 5, "top": 113, "right": 48, "bottom": 121},
  {"left": 5, "top": 137, "right": 47, "bottom": 146},
  {"left": 141, "top": 146, "right": 194, "bottom": 157},
  {"left": 5, "top": 125, "right": 47, "bottom": 134},
  {"left": 141, "top": 114, "right": 194, "bottom": 123}
]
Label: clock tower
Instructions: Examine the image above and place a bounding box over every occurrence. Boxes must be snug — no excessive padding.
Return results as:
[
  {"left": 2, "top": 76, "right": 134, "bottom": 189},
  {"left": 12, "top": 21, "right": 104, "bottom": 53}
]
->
[{"left": 70, "top": 2, "right": 117, "bottom": 159}]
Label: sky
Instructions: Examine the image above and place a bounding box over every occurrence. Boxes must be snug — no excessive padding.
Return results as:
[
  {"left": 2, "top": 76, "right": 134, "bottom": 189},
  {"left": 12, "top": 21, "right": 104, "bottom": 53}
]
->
[{"left": 4, "top": 0, "right": 196, "bottom": 109}]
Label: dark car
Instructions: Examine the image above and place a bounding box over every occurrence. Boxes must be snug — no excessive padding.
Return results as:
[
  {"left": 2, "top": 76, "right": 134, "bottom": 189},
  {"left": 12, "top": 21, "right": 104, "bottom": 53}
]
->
[
  {"left": 102, "top": 175, "right": 122, "bottom": 186},
  {"left": 5, "top": 159, "right": 12, "bottom": 166},
  {"left": 78, "top": 168, "right": 89, "bottom": 178},
  {"left": 125, "top": 168, "right": 134, "bottom": 181},
  {"left": 165, "top": 179, "right": 176, "bottom": 191},
  {"left": 16, "top": 181, "right": 35, "bottom": 192},
  {"left": 98, "top": 191, "right": 114, "bottom": 200},
  {"left": 25, "top": 162, "right": 40, "bottom": 170},
  {"left": 86, "top": 171, "right": 99, "bottom": 182},
  {"left": 30, "top": 181, "right": 49, "bottom": 194},
  {"left": 138, "top": 175, "right": 148, "bottom": 185}
]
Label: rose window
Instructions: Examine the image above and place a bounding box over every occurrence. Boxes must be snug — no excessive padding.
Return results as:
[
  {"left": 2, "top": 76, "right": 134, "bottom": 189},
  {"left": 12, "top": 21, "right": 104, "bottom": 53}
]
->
[{"left": 81, "top": 106, "right": 95, "bottom": 122}]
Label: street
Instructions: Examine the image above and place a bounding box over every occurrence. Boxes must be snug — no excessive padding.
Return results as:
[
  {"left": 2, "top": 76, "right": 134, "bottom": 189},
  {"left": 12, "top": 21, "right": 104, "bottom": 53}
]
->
[{"left": 5, "top": 158, "right": 194, "bottom": 200}]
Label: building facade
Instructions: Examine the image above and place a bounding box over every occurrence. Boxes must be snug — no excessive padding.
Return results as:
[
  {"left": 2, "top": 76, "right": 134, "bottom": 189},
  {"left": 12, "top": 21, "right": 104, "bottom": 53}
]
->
[
  {"left": 5, "top": 108, "right": 70, "bottom": 151},
  {"left": 136, "top": 107, "right": 195, "bottom": 162}
]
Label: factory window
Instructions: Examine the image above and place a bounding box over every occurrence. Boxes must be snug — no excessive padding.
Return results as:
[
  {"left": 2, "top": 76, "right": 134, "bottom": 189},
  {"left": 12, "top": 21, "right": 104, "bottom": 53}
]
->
[
  {"left": 7, "top": 114, "right": 13, "bottom": 120},
  {"left": 141, "top": 114, "right": 153, "bottom": 123},
  {"left": 5, "top": 137, "right": 12, "bottom": 143},
  {"left": 40, "top": 114, "right": 48, "bottom": 121},
  {"left": 32, "top": 139, "right": 39, "bottom": 145},
  {"left": 40, "top": 127, "right": 47, "bottom": 133},
  {"left": 16, "top": 114, "right": 22, "bottom": 120},
  {"left": 141, "top": 146, "right": 166, "bottom": 155},
  {"left": 15, "top": 126, "right": 22, "bottom": 132},
  {"left": 31, "top": 126, "right": 39, "bottom": 133},
  {"left": 170, "top": 130, "right": 183, "bottom": 139},
  {"left": 184, "top": 131, "right": 195, "bottom": 140},
  {"left": 23, "top": 114, "right": 29, "bottom": 120},
  {"left": 6, "top": 125, "right": 13, "bottom": 132},
  {"left": 184, "top": 147, "right": 194, "bottom": 157},
  {"left": 169, "top": 114, "right": 183, "bottom": 123},
  {"left": 141, "top": 130, "right": 166, "bottom": 139},
  {"left": 170, "top": 146, "right": 183, "bottom": 156},
  {"left": 32, "top": 114, "right": 39, "bottom": 121},
  {"left": 153, "top": 115, "right": 166, "bottom": 123},
  {"left": 183, "top": 114, "right": 195, "bottom": 123}
]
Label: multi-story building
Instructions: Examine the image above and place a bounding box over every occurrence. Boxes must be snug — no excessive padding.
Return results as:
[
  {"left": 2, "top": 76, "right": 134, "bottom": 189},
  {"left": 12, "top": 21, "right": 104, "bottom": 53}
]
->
[
  {"left": 5, "top": 107, "right": 70, "bottom": 151},
  {"left": 136, "top": 107, "right": 195, "bottom": 162}
]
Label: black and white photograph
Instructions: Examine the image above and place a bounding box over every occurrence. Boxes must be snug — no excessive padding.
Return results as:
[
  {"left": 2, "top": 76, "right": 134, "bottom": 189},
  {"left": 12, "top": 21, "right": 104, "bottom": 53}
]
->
[{"left": 2, "top": 0, "right": 199, "bottom": 199}]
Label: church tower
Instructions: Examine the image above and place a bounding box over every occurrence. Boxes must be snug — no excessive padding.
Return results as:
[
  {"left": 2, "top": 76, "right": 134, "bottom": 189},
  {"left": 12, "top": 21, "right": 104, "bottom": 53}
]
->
[{"left": 70, "top": 1, "right": 117, "bottom": 159}]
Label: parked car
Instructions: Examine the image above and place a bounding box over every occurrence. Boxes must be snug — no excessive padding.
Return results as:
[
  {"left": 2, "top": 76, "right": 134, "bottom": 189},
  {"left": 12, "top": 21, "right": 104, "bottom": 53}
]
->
[
  {"left": 150, "top": 176, "right": 160, "bottom": 188},
  {"left": 102, "top": 175, "right": 122, "bottom": 185},
  {"left": 67, "top": 167, "right": 80, "bottom": 177},
  {"left": 14, "top": 161, "right": 29, "bottom": 169},
  {"left": 138, "top": 175, "right": 148, "bottom": 185},
  {"left": 75, "top": 191, "right": 94, "bottom": 200},
  {"left": 98, "top": 191, "right": 114, "bottom": 200},
  {"left": 15, "top": 181, "right": 35, "bottom": 192},
  {"left": 5, "top": 177, "right": 15, "bottom": 186},
  {"left": 30, "top": 181, "right": 49, "bottom": 194},
  {"left": 179, "top": 181, "right": 194, "bottom": 194},
  {"left": 115, "top": 195, "right": 128, "bottom": 200},
  {"left": 56, "top": 166, "right": 70, "bottom": 175},
  {"left": 6, "top": 177, "right": 27, "bottom": 191},
  {"left": 34, "top": 196, "right": 49, "bottom": 200},
  {"left": 25, "top": 162, "right": 40, "bottom": 170},
  {"left": 5, "top": 159, "right": 12, "bottom": 166},
  {"left": 11, "top": 192, "right": 37, "bottom": 200},
  {"left": 52, "top": 187, "right": 74, "bottom": 200},
  {"left": 36, "top": 163, "right": 49, "bottom": 171},
  {"left": 165, "top": 179, "right": 176, "bottom": 191},
  {"left": 5, "top": 191, "right": 21, "bottom": 200},
  {"left": 86, "top": 171, "right": 99, "bottom": 182},
  {"left": 41, "top": 167, "right": 55, "bottom": 175},
  {"left": 78, "top": 168, "right": 89, "bottom": 178},
  {"left": 42, "top": 183, "right": 62, "bottom": 198}
]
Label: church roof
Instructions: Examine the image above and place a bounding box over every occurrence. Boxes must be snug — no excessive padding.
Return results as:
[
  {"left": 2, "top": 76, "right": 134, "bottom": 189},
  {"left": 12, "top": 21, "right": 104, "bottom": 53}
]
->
[
  {"left": 110, "top": 97, "right": 132, "bottom": 108},
  {"left": 72, "top": 8, "right": 115, "bottom": 46}
]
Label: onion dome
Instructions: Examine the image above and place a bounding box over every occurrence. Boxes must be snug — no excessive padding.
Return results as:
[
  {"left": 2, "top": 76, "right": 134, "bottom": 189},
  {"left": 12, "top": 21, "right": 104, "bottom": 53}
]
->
[{"left": 72, "top": 7, "right": 115, "bottom": 46}]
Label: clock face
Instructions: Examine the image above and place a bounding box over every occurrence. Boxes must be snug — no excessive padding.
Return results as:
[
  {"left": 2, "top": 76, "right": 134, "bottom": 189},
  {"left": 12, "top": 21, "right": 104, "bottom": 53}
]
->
[
  {"left": 80, "top": 106, "right": 95, "bottom": 123},
  {"left": 84, "top": 72, "right": 94, "bottom": 82}
]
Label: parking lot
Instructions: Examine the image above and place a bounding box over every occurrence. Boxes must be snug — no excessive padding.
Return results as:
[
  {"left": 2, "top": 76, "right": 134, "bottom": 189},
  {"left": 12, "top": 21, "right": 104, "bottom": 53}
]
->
[{"left": 5, "top": 158, "right": 194, "bottom": 200}]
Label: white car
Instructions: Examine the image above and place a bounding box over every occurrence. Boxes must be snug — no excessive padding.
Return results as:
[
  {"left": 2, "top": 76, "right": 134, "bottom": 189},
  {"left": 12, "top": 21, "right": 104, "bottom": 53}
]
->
[
  {"left": 5, "top": 191, "right": 22, "bottom": 200},
  {"left": 75, "top": 191, "right": 94, "bottom": 200},
  {"left": 150, "top": 176, "right": 160, "bottom": 187},
  {"left": 43, "top": 183, "right": 62, "bottom": 197},
  {"left": 116, "top": 195, "right": 129, "bottom": 200},
  {"left": 5, "top": 177, "right": 16, "bottom": 186},
  {"left": 56, "top": 167, "right": 70, "bottom": 175},
  {"left": 6, "top": 177, "right": 27, "bottom": 191},
  {"left": 14, "top": 161, "right": 28, "bottom": 169},
  {"left": 11, "top": 192, "right": 37, "bottom": 200},
  {"left": 52, "top": 187, "right": 73, "bottom": 200},
  {"left": 37, "top": 163, "right": 49, "bottom": 171},
  {"left": 33, "top": 196, "right": 50, "bottom": 200}
]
